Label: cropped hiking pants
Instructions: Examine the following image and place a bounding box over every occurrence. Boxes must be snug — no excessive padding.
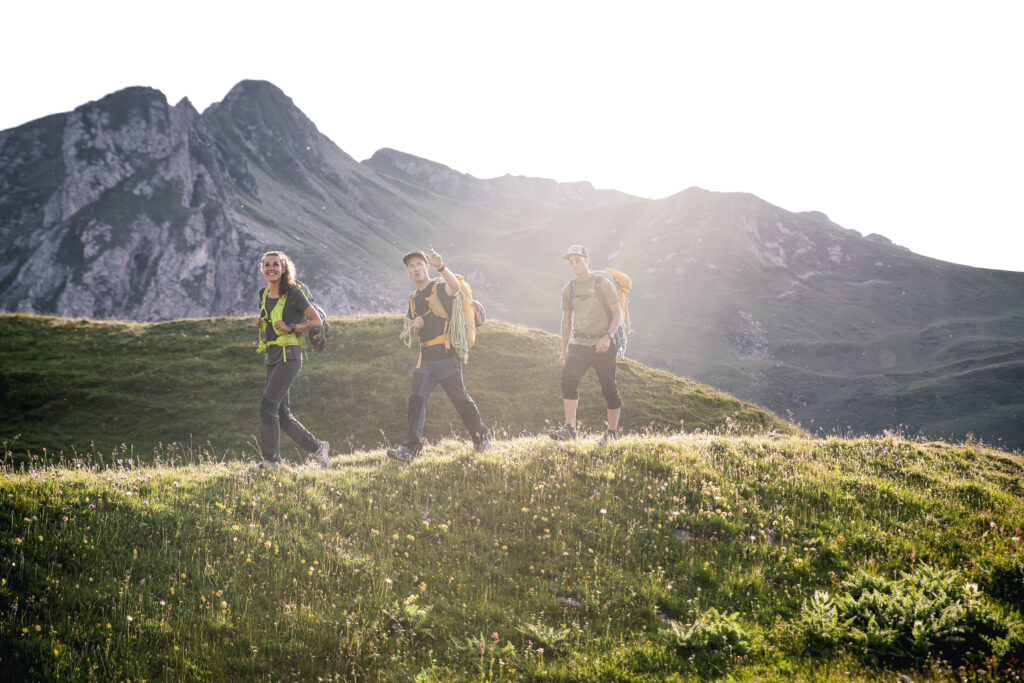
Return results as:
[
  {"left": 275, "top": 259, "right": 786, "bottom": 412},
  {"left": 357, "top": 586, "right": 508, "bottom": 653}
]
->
[
  {"left": 405, "top": 356, "right": 487, "bottom": 450},
  {"left": 260, "top": 355, "right": 318, "bottom": 461},
  {"left": 561, "top": 343, "right": 622, "bottom": 409}
]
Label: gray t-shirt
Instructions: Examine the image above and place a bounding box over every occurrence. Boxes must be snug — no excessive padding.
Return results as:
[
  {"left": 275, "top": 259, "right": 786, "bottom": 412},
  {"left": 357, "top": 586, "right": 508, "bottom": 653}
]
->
[
  {"left": 260, "top": 285, "right": 311, "bottom": 364},
  {"left": 561, "top": 274, "right": 620, "bottom": 344}
]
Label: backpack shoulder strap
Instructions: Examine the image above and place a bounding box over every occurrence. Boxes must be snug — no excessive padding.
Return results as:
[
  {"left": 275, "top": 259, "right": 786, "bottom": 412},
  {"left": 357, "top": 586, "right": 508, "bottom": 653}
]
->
[
  {"left": 260, "top": 286, "right": 271, "bottom": 319},
  {"left": 594, "top": 273, "right": 614, "bottom": 324},
  {"left": 427, "top": 279, "right": 450, "bottom": 319}
]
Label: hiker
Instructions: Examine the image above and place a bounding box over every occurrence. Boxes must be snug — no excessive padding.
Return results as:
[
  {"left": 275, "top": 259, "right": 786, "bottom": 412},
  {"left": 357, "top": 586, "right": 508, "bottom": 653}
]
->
[
  {"left": 253, "top": 251, "right": 330, "bottom": 469},
  {"left": 387, "top": 246, "right": 490, "bottom": 463},
  {"left": 550, "top": 244, "right": 623, "bottom": 444}
]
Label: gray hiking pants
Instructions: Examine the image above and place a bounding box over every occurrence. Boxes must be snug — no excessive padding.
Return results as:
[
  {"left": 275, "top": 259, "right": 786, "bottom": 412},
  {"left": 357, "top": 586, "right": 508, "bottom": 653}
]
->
[{"left": 260, "top": 356, "right": 318, "bottom": 461}]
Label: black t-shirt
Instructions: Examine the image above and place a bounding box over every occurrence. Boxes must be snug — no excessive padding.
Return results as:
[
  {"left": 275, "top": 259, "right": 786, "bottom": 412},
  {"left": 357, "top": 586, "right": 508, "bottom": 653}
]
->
[
  {"left": 260, "top": 285, "right": 311, "bottom": 364},
  {"left": 409, "top": 280, "right": 456, "bottom": 361}
]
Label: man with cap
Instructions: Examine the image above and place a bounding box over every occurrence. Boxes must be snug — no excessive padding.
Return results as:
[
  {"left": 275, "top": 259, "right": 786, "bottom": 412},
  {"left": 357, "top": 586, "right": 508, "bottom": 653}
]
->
[
  {"left": 387, "top": 245, "right": 490, "bottom": 463},
  {"left": 550, "top": 244, "right": 623, "bottom": 444}
]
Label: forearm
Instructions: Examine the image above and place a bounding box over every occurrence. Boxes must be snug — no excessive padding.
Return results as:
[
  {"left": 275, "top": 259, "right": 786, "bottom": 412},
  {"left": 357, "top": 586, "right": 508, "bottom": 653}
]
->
[
  {"left": 606, "top": 306, "right": 622, "bottom": 335},
  {"left": 295, "top": 306, "right": 322, "bottom": 331},
  {"left": 439, "top": 265, "right": 461, "bottom": 295}
]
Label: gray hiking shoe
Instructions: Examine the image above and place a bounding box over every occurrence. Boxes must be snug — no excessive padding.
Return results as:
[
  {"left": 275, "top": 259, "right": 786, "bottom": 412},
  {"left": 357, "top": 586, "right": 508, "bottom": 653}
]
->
[
  {"left": 386, "top": 443, "right": 419, "bottom": 464},
  {"left": 599, "top": 430, "right": 618, "bottom": 445},
  {"left": 312, "top": 440, "right": 330, "bottom": 469},
  {"left": 549, "top": 423, "right": 578, "bottom": 441},
  {"left": 474, "top": 436, "right": 491, "bottom": 453},
  {"left": 257, "top": 459, "right": 280, "bottom": 470}
]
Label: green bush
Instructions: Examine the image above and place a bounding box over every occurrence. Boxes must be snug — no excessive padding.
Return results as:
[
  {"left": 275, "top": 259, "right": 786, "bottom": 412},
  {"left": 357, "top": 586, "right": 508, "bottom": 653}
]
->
[
  {"left": 800, "top": 564, "right": 1018, "bottom": 669},
  {"left": 661, "top": 607, "right": 749, "bottom": 675}
]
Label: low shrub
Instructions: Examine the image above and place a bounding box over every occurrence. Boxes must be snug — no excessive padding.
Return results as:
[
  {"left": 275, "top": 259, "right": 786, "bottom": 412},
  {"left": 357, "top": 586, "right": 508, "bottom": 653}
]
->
[
  {"left": 800, "top": 564, "right": 1018, "bottom": 670},
  {"left": 661, "top": 607, "right": 749, "bottom": 675}
]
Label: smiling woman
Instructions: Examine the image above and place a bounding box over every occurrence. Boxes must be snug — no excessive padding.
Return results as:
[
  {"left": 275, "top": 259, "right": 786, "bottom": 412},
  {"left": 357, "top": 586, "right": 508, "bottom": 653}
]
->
[{"left": 253, "top": 250, "right": 330, "bottom": 470}]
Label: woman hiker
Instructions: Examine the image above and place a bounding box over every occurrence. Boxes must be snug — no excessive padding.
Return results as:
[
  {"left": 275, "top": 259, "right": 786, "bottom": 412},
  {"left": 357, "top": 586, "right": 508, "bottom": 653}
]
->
[{"left": 252, "top": 251, "right": 330, "bottom": 469}]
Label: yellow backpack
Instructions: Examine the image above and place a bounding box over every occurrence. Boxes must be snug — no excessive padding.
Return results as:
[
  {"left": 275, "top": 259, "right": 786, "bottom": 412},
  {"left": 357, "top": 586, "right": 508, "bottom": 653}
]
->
[
  {"left": 409, "top": 275, "right": 486, "bottom": 361},
  {"left": 601, "top": 268, "right": 632, "bottom": 333}
]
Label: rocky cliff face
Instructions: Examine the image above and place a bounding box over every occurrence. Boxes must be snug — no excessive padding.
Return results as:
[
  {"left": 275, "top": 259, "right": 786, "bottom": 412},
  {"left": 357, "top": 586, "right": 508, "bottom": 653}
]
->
[
  {"left": 1, "top": 87, "right": 252, "bottom": 319},
  {"left": 2, "top": 80, "right": 633, "bottom": 321}
]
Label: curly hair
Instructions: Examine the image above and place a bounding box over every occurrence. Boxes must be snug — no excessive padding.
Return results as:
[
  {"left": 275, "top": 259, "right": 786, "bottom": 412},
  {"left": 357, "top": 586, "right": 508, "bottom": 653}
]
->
[{"left": 260, "top": 251, "right": 297, "bottom": 294}]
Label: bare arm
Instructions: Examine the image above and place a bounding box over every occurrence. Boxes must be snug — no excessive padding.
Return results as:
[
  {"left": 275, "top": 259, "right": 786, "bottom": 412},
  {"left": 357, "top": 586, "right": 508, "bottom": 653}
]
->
[
  {"left": 559, "top": 310, "right": 571, "bottom": 365},
  {"left": 594, "top": 276, "right": 622, "bottom": 353},
  {"left": 427, "top": 245, "right": 461, "bottom": 296}
]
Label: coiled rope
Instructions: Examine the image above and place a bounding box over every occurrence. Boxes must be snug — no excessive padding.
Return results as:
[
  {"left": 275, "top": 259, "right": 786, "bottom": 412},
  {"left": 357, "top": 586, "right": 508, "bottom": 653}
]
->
[{"left": 399, "top": 291, "right": 470, "bottom": 363}]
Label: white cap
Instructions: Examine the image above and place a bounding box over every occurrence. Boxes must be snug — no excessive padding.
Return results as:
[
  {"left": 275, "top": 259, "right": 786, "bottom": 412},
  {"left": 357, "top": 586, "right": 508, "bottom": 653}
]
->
[{"left": 563, "top": 244, "right": 589, "bottom": 260}]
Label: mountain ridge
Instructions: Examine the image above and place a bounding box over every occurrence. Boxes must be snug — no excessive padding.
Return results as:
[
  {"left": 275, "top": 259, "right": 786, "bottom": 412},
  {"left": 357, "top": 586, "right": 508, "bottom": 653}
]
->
[{"left": 1, "top": 80, "right": 1021, "bottom": 447}]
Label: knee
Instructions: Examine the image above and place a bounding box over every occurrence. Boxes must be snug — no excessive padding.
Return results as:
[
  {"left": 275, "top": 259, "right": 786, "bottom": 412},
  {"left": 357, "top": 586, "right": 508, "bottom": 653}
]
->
[
  {"left": 561, "top": 373, "right": 580, "bottom": 400},
  {"left": 452, "top": 394, "right": 478, "bottom": 415},
  {"left": 602, "top": 384, "right": 622, "bottom": 410},
  {"left": 259, "top": 398, "right": 279, "bottom": 423}
]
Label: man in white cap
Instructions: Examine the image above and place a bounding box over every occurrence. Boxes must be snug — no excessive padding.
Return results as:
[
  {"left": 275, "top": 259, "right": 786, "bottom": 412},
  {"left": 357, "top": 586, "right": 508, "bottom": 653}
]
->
[{"left": 550, "top": 244, "right": 623, "bottom": 443}]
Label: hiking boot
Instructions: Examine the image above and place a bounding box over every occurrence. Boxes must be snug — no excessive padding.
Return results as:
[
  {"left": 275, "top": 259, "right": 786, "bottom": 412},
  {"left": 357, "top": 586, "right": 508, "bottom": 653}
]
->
[
  {"left": 257, "top": 459, "right": 280, "bottom": 470},
  {"left": 386, "top": 443, "right": 419, "bottom": 464},
  {"left": 549, "top": 423, "right": 577, "bottom": 441},
  {"left": 474, "top": 436, "right": 491, "bottom": 453},
  {"left": 599, "top": 430, "right": 618, "bottom": 445},
  {"left": 312, "top": 440, "right": 330, "bottom": 469}
]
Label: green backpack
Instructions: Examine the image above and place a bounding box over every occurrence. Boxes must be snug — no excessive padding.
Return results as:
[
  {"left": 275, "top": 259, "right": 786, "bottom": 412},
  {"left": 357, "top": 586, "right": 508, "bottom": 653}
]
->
[{"left": 294, "top": 280, "right": 329, "bottom": 355}]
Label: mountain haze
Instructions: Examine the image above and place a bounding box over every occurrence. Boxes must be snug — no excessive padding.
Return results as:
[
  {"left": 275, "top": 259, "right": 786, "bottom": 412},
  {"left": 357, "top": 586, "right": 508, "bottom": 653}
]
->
[{"left": 1, "top": 80, "right": 1022, "bottom": 447}]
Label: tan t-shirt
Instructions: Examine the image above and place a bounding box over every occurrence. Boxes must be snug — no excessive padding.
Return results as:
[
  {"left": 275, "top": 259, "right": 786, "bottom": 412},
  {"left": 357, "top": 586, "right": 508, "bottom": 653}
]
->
[{"left": 561, "top": 274, "right": 620, "bottom": 345}]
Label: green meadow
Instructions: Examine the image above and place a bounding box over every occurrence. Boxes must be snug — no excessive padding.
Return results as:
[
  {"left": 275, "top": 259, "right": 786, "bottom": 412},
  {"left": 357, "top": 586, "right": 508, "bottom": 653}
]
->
[
  {"left": 1, "top": 314, "right": 1022, "bottom": 680},
  {"left": 0, "top": 314, "right": 789, "bottom": 464},
  {"left": 1, "top": 434, "right": 1022, "bottom": 681}
]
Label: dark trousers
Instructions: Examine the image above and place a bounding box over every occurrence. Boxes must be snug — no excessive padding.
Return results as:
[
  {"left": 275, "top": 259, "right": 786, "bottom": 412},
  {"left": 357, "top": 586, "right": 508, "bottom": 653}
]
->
[
  {"left": 406, "top": 356, "right": 487, "bottom": 449},
  {"left": 561, "top": 343, "right": 622, "bottom": 409},
  {"left": 260, "top": 358, "right": 318, "bottom": 461}
]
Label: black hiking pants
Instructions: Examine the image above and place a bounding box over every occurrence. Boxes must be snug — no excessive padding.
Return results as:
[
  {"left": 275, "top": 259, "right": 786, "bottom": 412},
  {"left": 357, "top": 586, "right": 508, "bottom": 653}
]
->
[
  {"left": 405, "top": 356, "right": 487, "bottom": 451},
  {"left": 561, "top": 343, "right": 622, "bottom": 409}
]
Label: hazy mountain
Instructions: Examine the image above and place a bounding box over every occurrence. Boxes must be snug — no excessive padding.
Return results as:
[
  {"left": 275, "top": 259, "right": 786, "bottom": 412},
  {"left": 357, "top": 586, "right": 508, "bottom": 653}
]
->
[{"left": 1, "top": 80, "right": 1021, "bottom": 447}]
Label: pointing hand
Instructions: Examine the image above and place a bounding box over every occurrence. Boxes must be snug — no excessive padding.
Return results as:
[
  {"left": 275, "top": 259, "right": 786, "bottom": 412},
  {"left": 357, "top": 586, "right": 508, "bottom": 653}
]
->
[{"left": 427, "top": 245, "right": 443, "bottom": 269}]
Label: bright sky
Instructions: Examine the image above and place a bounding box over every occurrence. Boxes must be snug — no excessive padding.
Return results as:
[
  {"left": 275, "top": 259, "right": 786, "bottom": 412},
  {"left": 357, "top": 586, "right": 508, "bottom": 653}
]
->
[{"left": 3, "top": 1, "right": 1022, "bottom": 271}]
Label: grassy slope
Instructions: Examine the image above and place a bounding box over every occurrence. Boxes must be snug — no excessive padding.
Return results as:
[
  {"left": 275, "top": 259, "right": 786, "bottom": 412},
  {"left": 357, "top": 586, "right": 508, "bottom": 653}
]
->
[
  {"left": 0, "top": 314, "right": 791, "bottom": 464},
  {"left": 493, "top": 191, "right": 1024, "bottom": 449},
  {"left": 1, "top": 434, "right": 1022, "bottom": 680}
]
